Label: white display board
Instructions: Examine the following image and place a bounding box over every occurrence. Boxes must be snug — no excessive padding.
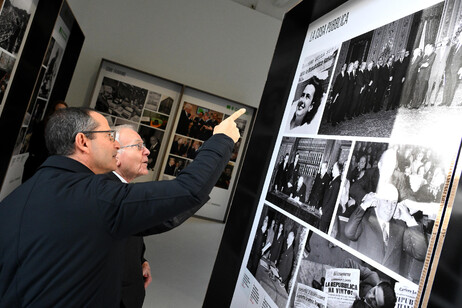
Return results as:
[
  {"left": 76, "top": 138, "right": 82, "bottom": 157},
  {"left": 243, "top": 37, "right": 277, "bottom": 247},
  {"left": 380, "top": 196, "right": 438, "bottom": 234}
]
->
[{"left": 230, "top": 0, "right": 462, "bottom": 307}]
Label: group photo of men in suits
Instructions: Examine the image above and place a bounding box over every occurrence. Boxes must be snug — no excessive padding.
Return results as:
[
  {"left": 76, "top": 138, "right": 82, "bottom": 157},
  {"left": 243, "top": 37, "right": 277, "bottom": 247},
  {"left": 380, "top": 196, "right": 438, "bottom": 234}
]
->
[
  {"left": 175, "top": 102, "right": 223, "bottom": 142},
  {"left": 319, "top": 1, "right": 462, "bottom": 139},
  {"left": 267, "top": 137, "right": 352, "bottom": 236}
]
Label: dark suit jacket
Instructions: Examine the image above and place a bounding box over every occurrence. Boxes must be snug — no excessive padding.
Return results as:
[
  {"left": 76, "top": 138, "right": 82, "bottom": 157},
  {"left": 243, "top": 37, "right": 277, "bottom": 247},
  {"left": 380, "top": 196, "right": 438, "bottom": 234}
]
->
[
  {"left": 319, "top": 176, "right": 341, "bottom": 232},
  {"left": 344, "top": 206, "right": 427, "bottom": 274},
  {"left": 176, "top": 110, "right": 191, "bottom": 136},
  {"left": 0, "top": 134, "right": 233, "bottom": 307},
  {"left": 308, "top": 172, "right": 331, "bottom": 208},
  {"left": 106, "top": 172, "right": 147, "bottom": 308},
  {"left": 269, "top": 233, "right": 284, "bottom": 264},
  {"left": 278, "top": 244, "right": 294, "bottom": 284},
  {"left": 291, "top": 183, "right": 307, "bottom": 203}
]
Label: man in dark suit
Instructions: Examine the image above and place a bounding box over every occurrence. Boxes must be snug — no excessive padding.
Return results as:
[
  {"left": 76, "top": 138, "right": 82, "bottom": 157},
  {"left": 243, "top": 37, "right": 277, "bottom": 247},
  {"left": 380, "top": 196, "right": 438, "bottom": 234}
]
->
[
  {"left": 287, "top": 152, "right": 301, "bottom": 192},
  {"left": 274, "top": 153, "right": 290, "bottom": 193},
  {"left": 176, "top": 103, "right": 193, "bottom": 136},
  {"left": 375, "top": 57, "right": 389, "bottom": 111},
  {"left": 344, "top": 183, "right": 427, "bottom": 275},
  {"left": 269, "top": 222, "right": 284, "bottom": 264},
  {"left": 277, "top": 230, "right": 295, "bottom": 290},
  {"left": 319, "top": 162, "right": 342, "bottom": 232},
  {"left": 0, "top": 107, "right": 244, "bottom": 307},
  {"left": 442, "top": 32, "right": 462, "bottom": 106},
  {"left": 308, "top": 161, "right": 331, "bottom": 209},
  {"left": 388, "top": 50, "right": 409, "bottom": 110},
  {"left": 350, "top": 61, "right": 366, "bottom": 117},
  {"left": 110, "top": 125, "right": 157, "bottom": 308},
  {"left": 331, "top": 63, "right": 348, "bottom": 125},
  {"left": 290, "top": 175, "right": 307, "bottom": 203}
]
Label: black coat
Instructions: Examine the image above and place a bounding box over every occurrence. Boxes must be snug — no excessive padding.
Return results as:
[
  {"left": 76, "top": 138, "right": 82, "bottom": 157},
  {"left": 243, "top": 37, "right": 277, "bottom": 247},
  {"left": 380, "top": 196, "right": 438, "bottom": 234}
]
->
[{"left": 0, "top": 134, "right": 233, "bottom": 307}]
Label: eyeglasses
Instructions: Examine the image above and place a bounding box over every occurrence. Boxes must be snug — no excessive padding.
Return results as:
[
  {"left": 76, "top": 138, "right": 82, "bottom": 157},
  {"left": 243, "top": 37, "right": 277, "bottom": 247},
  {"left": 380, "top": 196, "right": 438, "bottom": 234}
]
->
[
  {"left": 119, "top": 142, "right": 146, "bottom": 151},
  {"left": 80, "top": 130, "right": 116, "bottom": 142}
]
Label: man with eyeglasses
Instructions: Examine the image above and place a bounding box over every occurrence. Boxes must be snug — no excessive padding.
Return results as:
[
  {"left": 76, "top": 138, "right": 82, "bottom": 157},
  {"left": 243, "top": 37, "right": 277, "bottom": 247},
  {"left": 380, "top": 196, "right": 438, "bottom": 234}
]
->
[
  {"left": 108, "top": 124, "right": 152, "bottom": 308},
  {"left": 344, "top": 183, "right": 427, "bottom": 275},
  {"left": 109, "top": 125, "right": 203, "bottom": 308},
  {"left": 0, "top": 107, "right": 244, "bottom": 306}
]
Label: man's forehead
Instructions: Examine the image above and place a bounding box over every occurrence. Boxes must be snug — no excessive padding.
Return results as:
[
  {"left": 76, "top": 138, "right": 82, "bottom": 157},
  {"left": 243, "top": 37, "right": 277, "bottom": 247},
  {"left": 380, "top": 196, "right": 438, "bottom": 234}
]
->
[
  {"left": 90, "top": 111, "right": 110, "bottom": 129},
  {"left": 120, "top": 128, "right": 142, "bottom": 143}
]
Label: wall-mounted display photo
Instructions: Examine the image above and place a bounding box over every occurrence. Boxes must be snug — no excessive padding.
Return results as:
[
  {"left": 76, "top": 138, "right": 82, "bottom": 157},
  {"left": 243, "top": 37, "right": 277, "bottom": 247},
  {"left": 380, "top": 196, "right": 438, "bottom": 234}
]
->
[
  {"left": 162, "top": 87, "right": 255, "bottom": 221},
  {"left": 89, "top": 60, "right": 183, "bottom": 178}
]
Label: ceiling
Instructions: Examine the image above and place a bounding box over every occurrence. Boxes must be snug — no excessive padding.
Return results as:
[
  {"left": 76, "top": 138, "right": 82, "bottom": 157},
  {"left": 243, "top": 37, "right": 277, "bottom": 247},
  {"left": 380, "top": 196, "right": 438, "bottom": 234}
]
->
[{"left": 231, "top": 0, "right": 302, "bottom": 20}]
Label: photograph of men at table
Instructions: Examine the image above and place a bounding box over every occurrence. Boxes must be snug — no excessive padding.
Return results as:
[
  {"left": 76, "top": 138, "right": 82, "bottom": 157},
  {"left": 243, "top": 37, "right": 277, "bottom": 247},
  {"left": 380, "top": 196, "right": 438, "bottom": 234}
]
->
[
  {"left": 246, "top": 204, "right": 307, "bottom": 308},
  {"left": 266, "top": 137, "right": 352, "bottom": 233},
  {"left": 334, "top": 141, "right": 450, "bottom": 281}
]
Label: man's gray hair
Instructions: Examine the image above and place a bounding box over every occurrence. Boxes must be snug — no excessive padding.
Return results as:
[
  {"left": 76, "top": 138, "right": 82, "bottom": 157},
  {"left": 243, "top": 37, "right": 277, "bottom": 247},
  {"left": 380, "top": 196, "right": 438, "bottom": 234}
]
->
[
  {"left": 45, "top": 107, "right": 98, "bottom": 156},
  {"left": 112, "top": 124, "right": 136, "bottom": 144}
]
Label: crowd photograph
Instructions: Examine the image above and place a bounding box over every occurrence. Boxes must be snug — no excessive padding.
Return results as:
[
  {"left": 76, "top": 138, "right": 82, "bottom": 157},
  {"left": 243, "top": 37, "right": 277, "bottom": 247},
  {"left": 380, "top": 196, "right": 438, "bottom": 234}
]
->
[{"left": 333, "top": 141, "right": 449, "bottom": 282}]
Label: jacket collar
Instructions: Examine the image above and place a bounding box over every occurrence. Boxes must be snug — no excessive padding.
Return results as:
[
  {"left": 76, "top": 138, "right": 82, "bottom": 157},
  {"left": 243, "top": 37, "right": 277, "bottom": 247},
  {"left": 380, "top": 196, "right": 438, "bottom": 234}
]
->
[{"left": 39, "top": 155, "right": 95, "bottom": 174}]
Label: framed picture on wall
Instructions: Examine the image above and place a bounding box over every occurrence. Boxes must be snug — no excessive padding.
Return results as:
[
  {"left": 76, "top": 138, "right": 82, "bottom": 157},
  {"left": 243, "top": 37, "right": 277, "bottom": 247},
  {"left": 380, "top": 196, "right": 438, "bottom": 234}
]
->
[
  {"left": 89, "top": 59, "right": 183, "bottom": 180},
  {"left": 160, "top": 87, "right": 256, "bottom": 221}
]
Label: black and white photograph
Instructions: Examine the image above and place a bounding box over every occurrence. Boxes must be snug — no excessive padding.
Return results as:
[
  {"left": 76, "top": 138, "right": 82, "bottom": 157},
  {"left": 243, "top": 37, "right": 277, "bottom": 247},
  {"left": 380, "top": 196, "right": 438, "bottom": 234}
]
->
[
  {"left": 290, "top": 232, "right": 402, "bottom": 308},
  {"left": 141, "top": 109, "right": 168, "bottom": 130},
  {"left": 0, "top": 50, "right": 14, "bottom": 105},
  {"left": 38, "top": 39, "right": 64, "bottom": 100},
  {"left": 175, "top": 102, "right": 223, "bottom": 141},
  {"left": 318, "top": 1, "right": 462, "bottom": 140},
  {"left": 19, "top": 97, "right": 46, "bottom": 154},
  {"left": 0, "top": 0, "right": 35, "bottom": 55},
  {"left": 284, "top": 46, "right": 338, "bottom": 135},
  {"left": 138, "top": 125, "right": 164, "bottom": 172},
  {"left": 113, "top": 117, "right": 136, "bottom": 126},
  {"left": 246, "top": 204, "right": 307, "bottom": 308},
  {"left": 266, "top": 137, "right": 352, "bottom": 234},
  {"left": 334, "top": 141, "right": 452, "bottom": 282},
  {"left": 95, "top": 76, "right": 147, "bottom": 122},
  {"left": 144, "top": 90, "right": 161, "bottom": 111},
  {"left": 158, "top": 96, "right": 174, "bottom": 114}
]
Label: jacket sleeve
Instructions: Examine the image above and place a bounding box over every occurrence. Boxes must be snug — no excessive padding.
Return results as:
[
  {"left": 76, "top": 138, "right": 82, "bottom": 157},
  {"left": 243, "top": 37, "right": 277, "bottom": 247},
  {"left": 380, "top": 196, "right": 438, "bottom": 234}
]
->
[
  {"left": 344, "top": 206, "right": 366, "bottom": 241},
  {"left": 403, "top": 225, "right": 427, "bottom": 261},
  {"left": 98, "top": 133, "right": 234, "bottom": 238}
]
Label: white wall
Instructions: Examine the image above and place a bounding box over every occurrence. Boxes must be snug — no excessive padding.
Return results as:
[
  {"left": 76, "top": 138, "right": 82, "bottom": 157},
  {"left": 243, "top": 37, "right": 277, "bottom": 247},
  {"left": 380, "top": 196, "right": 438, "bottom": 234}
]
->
[{"left": 65, "top": 0, "right": 282, "bottom": 109}]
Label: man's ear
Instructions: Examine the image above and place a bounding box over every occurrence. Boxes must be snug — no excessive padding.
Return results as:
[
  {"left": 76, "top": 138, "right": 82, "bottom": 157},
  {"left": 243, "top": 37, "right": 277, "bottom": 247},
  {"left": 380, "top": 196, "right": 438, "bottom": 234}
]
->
[
  {"left": 74, "top": 132, "right": 90, "bottom": 154},
  {"left": 115, "top": 154, "right": 121, "bottom": 167}
]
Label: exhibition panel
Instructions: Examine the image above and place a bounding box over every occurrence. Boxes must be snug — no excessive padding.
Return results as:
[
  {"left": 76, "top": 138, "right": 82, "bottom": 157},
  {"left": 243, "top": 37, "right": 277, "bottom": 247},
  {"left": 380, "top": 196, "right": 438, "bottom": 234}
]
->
[
  {"left": 0, "top": 0, "right": 84, "bottom": 198},
  {"left": 205, "top": 0, "right": 462, "bottom": 307}
]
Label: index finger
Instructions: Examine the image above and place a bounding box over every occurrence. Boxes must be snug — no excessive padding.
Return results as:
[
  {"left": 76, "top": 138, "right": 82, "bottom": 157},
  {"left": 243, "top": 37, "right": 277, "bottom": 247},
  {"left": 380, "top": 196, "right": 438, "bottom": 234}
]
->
[{"left": 227, "top": 108, "right": 246, "bottom": 122}]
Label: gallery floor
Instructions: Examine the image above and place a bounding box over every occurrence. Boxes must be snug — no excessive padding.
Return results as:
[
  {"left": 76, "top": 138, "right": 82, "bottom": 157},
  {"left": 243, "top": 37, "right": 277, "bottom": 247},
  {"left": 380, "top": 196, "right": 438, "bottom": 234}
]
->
[{"left": 142, "top": 217, "right": 226, "bottom": 307}]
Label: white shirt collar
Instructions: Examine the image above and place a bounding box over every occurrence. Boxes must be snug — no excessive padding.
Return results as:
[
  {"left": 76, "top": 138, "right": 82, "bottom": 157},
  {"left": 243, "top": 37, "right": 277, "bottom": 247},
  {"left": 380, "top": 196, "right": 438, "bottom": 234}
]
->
[{"left": 112, "top": 171, "right": 128, "bottom": 183}]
